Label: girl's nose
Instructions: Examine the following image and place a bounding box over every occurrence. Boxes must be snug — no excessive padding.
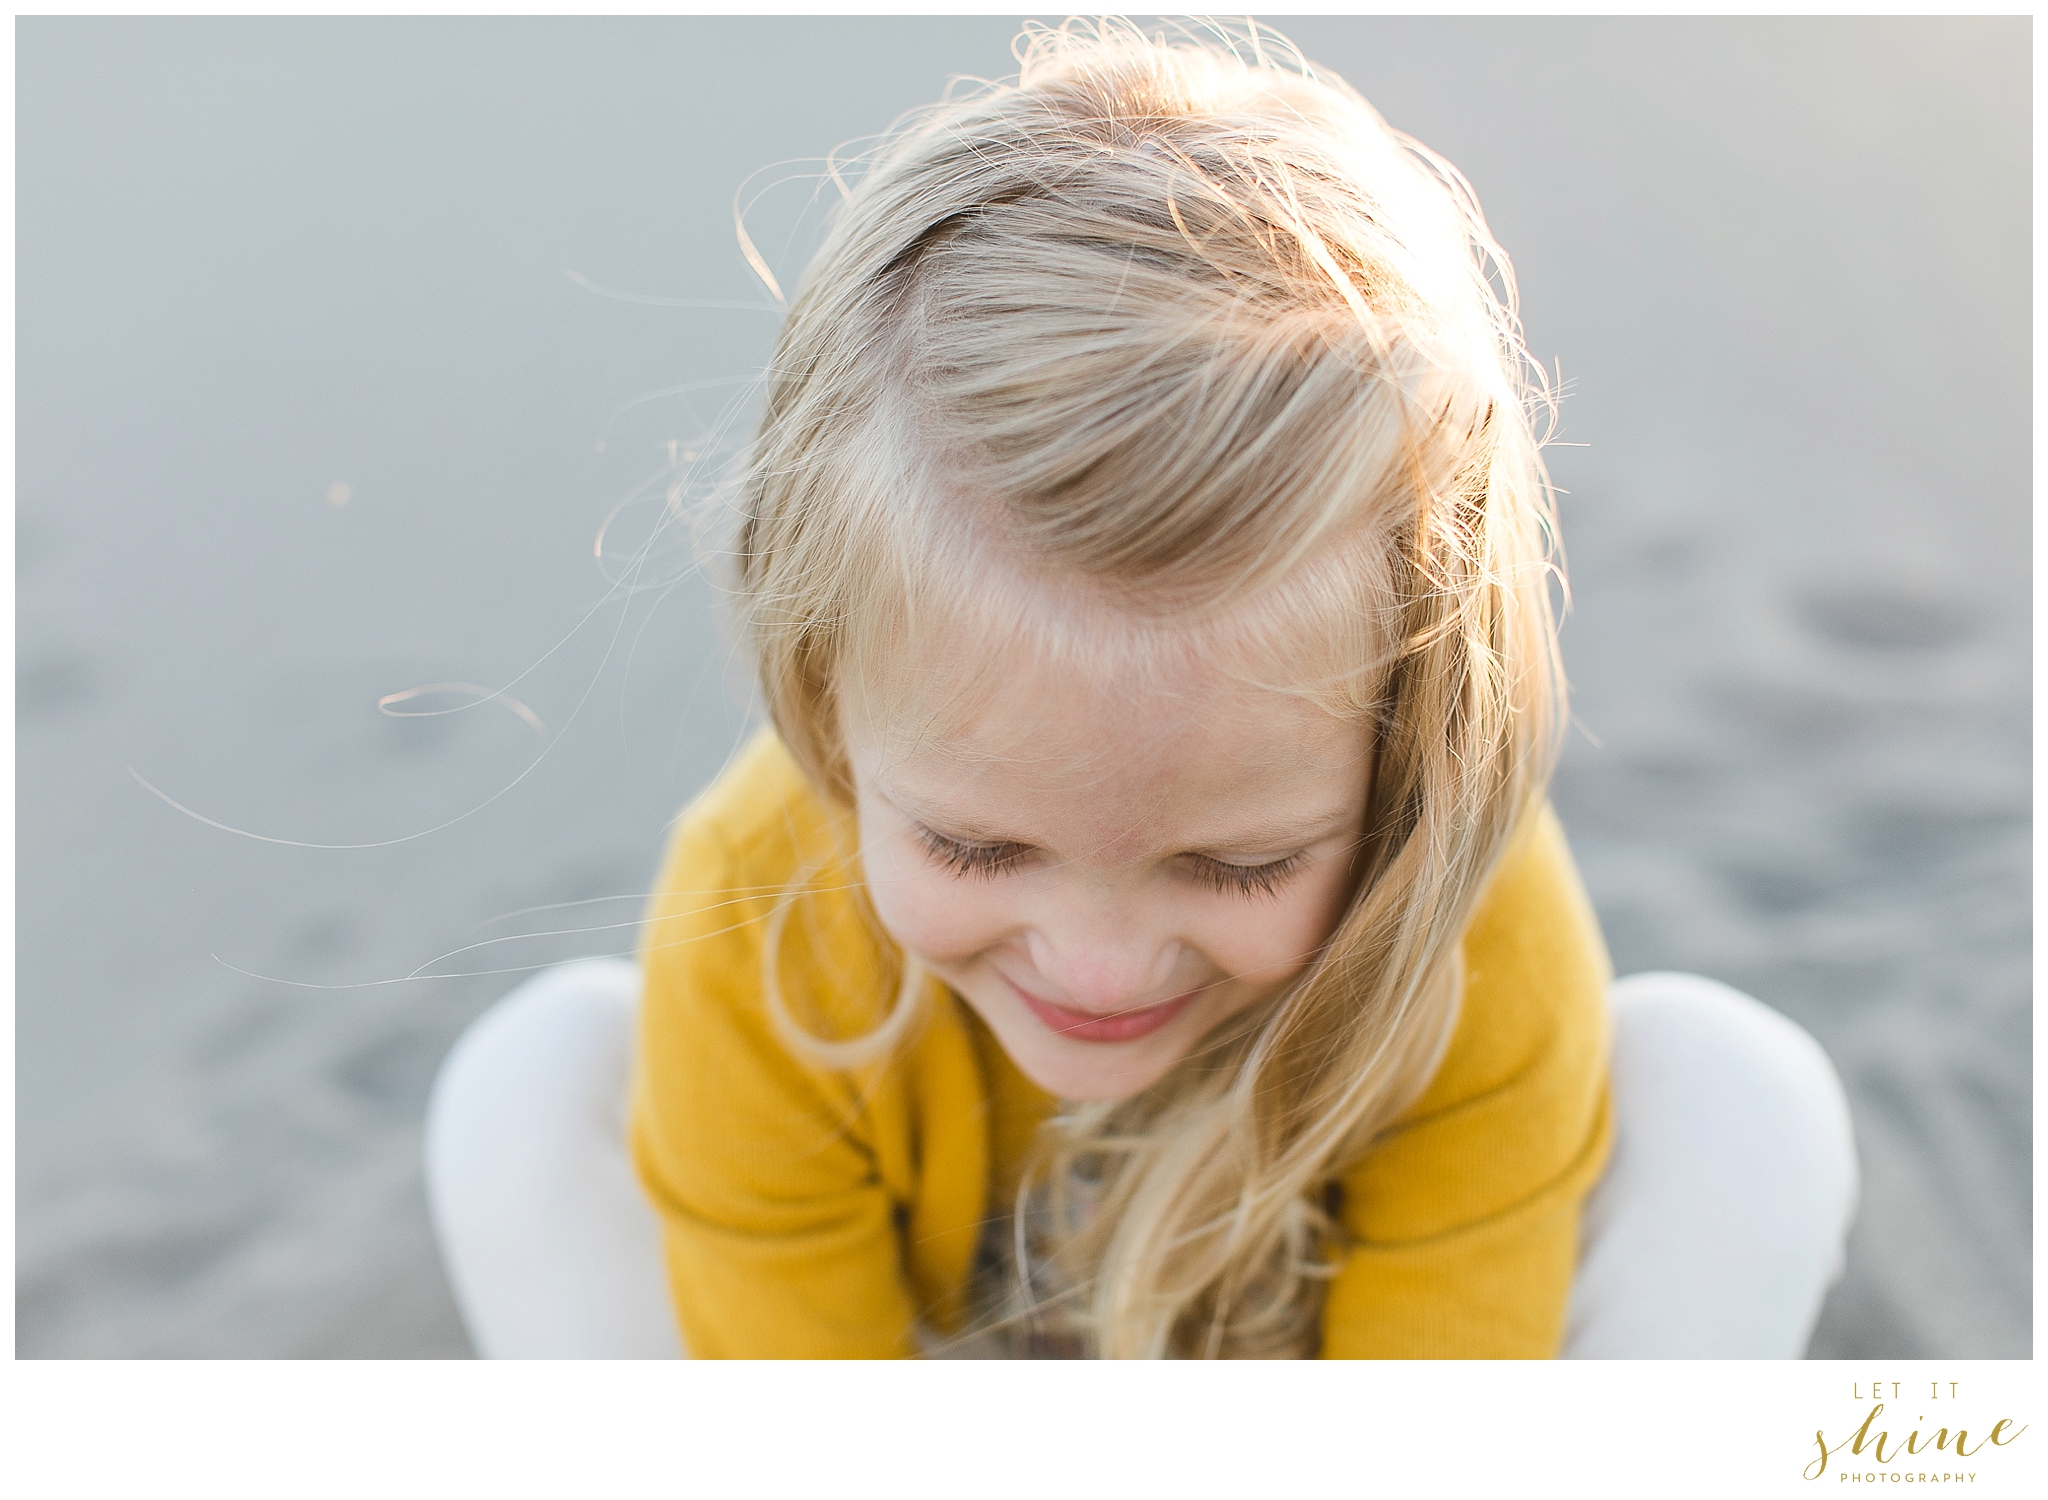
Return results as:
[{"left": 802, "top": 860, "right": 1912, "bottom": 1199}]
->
[{"left": 1024, "top": 926, "right": 1182, "bottom": 1013}]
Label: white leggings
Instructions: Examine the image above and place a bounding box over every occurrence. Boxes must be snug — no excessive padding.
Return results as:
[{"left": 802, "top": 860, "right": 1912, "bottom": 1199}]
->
[{"left": 424, "top": 962, "right": 1858, "bottom": 1359}]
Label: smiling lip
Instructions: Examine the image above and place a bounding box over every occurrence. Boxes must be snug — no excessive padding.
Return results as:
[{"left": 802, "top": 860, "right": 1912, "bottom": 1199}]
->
[{"left": 1009, "top": 981, "right": 1199, "bottom": 1044}]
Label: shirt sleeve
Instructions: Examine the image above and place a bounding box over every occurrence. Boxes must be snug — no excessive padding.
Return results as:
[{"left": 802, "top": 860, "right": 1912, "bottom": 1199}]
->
[
  {"left": 1320, "top": 806, "right": 1614, "bottom": 1359},
  {"left": 628, "top": 815, "right": 922, "bottom": 1359}
]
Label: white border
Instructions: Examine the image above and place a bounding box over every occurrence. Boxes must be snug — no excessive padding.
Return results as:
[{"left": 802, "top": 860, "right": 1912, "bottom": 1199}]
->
[
  {"left": 4, "top": 1360, "right": 2041, "bottom": 1494},
  {"left": 4, "top": 8, "right": 2037, "bottom": 1496}
]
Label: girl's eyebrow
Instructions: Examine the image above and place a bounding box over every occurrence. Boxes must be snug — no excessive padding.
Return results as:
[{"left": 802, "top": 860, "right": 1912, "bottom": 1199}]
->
[
  {"left": 1179, "top": 806, "right": 1359, "bottom": 854},
  {"left": 884, "top": 782, "right": 1358, "bottom": 856},
  {"left": 881, "top": 786, "right": 1024, "bottom": 844}
]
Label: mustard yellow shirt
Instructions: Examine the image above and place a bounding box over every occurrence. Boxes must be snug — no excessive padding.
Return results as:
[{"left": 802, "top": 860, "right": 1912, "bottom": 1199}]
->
[{"left": 630, "top": 729, "right": 1613, "bottom": 1358}]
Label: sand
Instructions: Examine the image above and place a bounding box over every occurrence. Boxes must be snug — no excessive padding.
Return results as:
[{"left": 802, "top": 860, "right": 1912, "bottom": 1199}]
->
[{"left": 15, "top": 17, "right": 2029, "bottom": 1357}]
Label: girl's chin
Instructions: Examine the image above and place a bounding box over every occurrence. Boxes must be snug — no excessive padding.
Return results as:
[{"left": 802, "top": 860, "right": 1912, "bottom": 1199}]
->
[{"left": 1019, "top": 1055, "right": 1165, "bottom": 1104}]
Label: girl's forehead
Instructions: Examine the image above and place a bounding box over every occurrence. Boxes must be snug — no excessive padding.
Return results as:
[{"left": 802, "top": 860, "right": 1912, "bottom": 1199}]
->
[
  {"left": 844, "top": 544, "right": 1392, "bottom": 746},
  {"left": 853, "top": 625, "right": 1370, "bottom": 792}
]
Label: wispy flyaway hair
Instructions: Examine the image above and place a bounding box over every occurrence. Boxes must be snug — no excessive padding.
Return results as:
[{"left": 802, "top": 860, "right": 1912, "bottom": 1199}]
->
[{"left": 731, "top": 18, "right": 1565, "bottom": 1358}]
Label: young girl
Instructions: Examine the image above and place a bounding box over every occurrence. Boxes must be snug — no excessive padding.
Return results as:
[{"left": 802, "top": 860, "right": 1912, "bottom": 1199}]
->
[{"left": 425, "top": 23, "right": 1858, "bottom": 1359}]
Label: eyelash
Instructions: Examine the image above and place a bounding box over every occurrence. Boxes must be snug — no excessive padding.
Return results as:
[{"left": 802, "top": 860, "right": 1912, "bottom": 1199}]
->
[
  {"left": 915, "top": 828, "right": 1030, "bottom": 881},
  {"left": 1187, "top": 850, "right": 1309, "bottom": 899},
  {"left": 914, "top": 827, "right": 1308, "bottom": 898}
]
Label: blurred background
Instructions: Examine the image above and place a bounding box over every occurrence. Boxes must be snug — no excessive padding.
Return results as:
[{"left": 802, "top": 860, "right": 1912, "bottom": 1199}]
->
[{"left": 16, "top": 16, "right": 2029, "bottom": 1357}]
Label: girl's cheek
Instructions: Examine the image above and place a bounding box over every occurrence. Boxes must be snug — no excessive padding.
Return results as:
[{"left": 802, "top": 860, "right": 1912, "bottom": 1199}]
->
[
  {"left": 1211, "top": 866, "right": 1356, "bottom": 980},
  {"left": 860, "top": 841, "right": 1010, "bottom": 965}
]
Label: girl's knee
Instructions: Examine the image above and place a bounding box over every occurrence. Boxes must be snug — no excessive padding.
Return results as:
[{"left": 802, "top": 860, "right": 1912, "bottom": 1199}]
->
[
  {"left": 1568, "top": 974, "right": 1860, "bottom": 1356},
  {"left": 1607, "top": 971, "right": 1859, "bottom": 1239},
  {"left": 422, "top": 959, "right": 676, "bottom": 1358},
  {"left": 425, "top": 959, "right": 644, "bottom": 1210}
]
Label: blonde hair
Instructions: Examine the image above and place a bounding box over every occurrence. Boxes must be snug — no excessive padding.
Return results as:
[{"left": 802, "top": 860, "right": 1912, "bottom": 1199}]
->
[{"left": 731, "top": 20, "right": 1564, "bottom": 1358}]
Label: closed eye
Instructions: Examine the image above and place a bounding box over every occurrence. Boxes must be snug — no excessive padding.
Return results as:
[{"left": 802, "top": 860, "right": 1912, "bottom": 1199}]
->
[
  {"left": 916, "top": 826, "right": 1032, "bottom": 880},
  {"left": 916, "top": 825, "right": 1310, "bottom": 898},
  {"left": 1185, "top": 851, "right": 1309, "bottom": 899}
]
